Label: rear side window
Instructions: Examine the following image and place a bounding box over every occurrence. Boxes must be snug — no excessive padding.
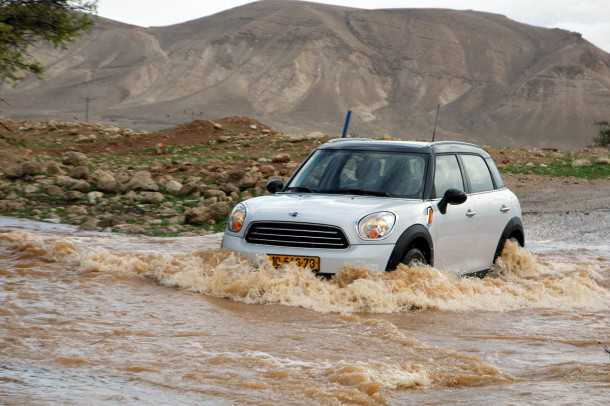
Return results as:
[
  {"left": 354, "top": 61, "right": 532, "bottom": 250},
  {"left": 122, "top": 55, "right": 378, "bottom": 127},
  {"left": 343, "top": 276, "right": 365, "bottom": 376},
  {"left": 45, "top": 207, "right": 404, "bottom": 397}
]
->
[
  {"left": 485, "top": 158, "right": 504, "bottom": 188},
  {"left": 461, "top": 155, "right": 494, "bottom": 193},
  {"left": 434, "top": 155, "right": 464, "bottom": 198}
]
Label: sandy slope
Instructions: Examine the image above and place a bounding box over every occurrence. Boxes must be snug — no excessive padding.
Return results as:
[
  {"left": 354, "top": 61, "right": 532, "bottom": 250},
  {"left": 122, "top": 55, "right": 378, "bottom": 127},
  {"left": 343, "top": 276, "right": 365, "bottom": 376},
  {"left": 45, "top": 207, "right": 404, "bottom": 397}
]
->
[{"left": 2, "top": 0, "right": 610, "bottom": 147}]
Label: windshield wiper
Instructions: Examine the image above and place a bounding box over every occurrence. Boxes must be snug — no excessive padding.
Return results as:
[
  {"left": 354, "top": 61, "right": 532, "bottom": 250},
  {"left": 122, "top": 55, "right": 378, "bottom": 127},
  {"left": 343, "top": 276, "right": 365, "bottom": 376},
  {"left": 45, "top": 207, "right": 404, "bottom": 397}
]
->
[
  {"left": 322, "top": 188, "right": 392, "bottom": 197},
  {"left": 285, "top": 186, "right": 316, "bottom": 193}
]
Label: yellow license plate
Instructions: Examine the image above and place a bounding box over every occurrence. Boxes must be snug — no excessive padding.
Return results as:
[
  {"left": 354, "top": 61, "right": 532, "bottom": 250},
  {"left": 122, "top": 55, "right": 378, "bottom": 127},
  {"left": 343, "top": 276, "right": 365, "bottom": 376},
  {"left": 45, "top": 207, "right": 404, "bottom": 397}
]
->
[{"left": 269, "top": 255, "right": 320, "bottom": 272}]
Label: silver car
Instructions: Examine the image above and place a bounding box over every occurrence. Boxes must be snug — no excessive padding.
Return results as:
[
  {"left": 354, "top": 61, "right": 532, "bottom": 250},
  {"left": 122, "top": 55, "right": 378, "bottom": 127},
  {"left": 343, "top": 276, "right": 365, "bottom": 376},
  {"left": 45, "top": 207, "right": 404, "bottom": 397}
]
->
[{"left": 222, "top": 139, "right": 524, "bottom": 276}]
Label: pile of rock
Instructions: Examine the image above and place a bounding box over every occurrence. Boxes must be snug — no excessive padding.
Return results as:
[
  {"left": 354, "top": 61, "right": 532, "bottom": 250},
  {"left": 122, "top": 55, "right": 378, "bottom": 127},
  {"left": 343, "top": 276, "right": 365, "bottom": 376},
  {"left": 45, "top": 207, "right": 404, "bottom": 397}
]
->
[{"left": 0, "top": 149, "right": 297, "bottom": 234}]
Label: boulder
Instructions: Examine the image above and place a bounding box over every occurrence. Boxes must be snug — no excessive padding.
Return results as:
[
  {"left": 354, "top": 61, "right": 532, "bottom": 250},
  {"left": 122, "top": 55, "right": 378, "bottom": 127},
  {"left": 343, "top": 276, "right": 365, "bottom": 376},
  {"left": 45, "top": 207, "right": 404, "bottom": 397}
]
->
[
  {"left": 135, "top": 192, "right": 165, "bottom": 204},
  {"left": 71, "top": 180, "right": 91, "bottom": 192},
  {"left": 4, "top": 164, "right": 25, "bottom": 179},
  {"left": 203, "top": 189, "right": 226, "bottom": 199},
  {"left": 272, "top": 153, "right": 291, "bottom": 163},
  {"left": 88, "top": 191, "right": 104, "bottom": 205},
  {"left": 287, "top": 131, "right": 327, "bottom": 142},
  {"left": 55, "top": 175, "right": 76, "bottom": 187},
  {"left": 227, "top": 170, "right": 244, "bottom": 182},
  {"left": 221, "top": 183, "right": 240, "bottom": 195},
  {"left": 209, "top": 202, "right": 231, "bottom": 218},
  {"left": 259, "top": 165, "right": 276, "bottom": 177},
  {"left": 5, "top": 161, "right": 43, "bottom": 179},
  {"left": 239, "top": 176, "right": 258, "bottom": 190},
  {"left": 79, "top": 217, "right": 99, "bottom": 231},
  {"left": 167, "top": 215, "right": 185, "bottom": 225},
  {"left": 66, "top": 191, "right": 84, "bottom": 201},
  {"left": 20, "top": 161, "right": 45, "bottom": 176},
  {"left": 125, "top": 171, "right": 159, "bottom": 192},
  {"left": 114, "top": 172, "right": 131, "bottom": 185},
  {"left": 0, "top": 199, "right": 25, "bottom": 211},
  {"left": 164, "top": 180, "right": 183, "bottom": 195},
  {"left": 62, "top": 151, "right": 88, "bottom": 166},
  {"left": 122, "top": 191, "right": 138, "bottom": 202},
  {"left": 68, "top": 165, "right": 90, "bottom": 180},
  {"left": 66, "top": 205, "right": 88, "bottom": 216},
  {"left": 178, "top": 183, "right": 198, "bottom": 196},
  {"left": 185, "top": 206, "right": 213, "bottom": 225},
  {"left": 92, "top": 170, "right": 119, "bottom": 193},
  {"left": 45, "top": 161, "right": 63, "bottom": 176},
  {"left": 76, "top": 134, "right": 97, "bottom": 143},
  {"left": 52, "top": 175, "right": 88, "bottom": 191},
  {"left": 23, "top": 184, "right": 39, "bottom": 194},
  {"left": 44, "top": 185, "right": 65, "bottom": 198}
]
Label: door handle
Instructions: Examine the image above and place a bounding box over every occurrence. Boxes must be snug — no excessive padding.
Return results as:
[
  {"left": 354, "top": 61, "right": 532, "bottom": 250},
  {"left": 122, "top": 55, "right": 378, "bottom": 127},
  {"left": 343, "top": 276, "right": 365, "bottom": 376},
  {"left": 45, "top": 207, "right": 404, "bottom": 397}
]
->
[
  {"left": 466, "top": 209, "right": 477, "bottom": 218},
  {"left": 500, "top": 205, "right": 511, "bottom": 213}
]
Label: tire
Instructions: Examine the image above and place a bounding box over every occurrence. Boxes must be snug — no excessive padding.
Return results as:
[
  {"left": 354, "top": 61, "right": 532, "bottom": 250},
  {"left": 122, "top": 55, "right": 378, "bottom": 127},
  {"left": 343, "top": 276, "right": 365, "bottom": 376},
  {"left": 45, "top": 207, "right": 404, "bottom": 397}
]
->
[{"left": 401, "top": 248, "right": 428, "bottom": 267}]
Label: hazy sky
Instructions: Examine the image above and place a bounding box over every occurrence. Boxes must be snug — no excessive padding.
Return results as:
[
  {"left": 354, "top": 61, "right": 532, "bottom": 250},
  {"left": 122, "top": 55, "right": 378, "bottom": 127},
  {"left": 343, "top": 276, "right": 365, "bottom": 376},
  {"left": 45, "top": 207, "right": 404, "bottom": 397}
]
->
[{"left": 98, "top": 0, "right": 610, "bottom": 52}]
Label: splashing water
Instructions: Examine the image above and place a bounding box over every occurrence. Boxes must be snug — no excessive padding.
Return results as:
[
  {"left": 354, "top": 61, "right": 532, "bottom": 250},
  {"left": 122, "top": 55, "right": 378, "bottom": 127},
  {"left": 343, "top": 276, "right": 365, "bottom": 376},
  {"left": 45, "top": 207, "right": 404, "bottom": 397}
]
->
[{"left": 2, "top": 231, "right": 608, "bottom": 314}]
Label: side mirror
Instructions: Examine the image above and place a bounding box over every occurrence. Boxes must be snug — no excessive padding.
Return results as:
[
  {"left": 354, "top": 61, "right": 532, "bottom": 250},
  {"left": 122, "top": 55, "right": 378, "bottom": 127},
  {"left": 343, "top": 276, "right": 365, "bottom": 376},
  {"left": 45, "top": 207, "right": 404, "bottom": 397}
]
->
[
  {"left": 438, "top": 189, "right": 467, "bottom": 214},
  {"left": 266, "top": 178, "right": 285, "bottom": 194}
]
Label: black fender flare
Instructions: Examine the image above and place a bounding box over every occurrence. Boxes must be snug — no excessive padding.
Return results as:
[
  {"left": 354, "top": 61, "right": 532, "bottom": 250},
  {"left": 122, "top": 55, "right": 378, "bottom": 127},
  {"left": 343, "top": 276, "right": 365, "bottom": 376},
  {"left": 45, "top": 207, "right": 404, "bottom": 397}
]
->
[
  {"left": 494, "top": 217, "right": 525, "bottom": 260},
  {"left": 385, "top": 224, "right": 434, "bottom": 271}
]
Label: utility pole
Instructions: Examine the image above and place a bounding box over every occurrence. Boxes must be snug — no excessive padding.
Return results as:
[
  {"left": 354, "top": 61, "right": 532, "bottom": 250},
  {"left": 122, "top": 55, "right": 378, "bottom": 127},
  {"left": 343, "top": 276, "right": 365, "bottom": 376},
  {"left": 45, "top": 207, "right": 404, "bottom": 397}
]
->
[
  {"left": 82, "top": 70, "right": 97, "bottom": 122},
  {"left": 432, "top": 104, "right": 441, "bottom": 142},
  {"left": 83, "top": 96, "right": 96, "bottom": 122}
]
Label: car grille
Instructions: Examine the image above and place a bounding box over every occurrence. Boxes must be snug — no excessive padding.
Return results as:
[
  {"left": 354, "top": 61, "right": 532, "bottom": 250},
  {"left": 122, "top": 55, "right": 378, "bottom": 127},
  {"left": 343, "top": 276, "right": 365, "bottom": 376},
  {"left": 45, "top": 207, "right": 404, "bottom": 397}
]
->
[{"left": 245, "top": 222, "right": 349, "bottom": 249}]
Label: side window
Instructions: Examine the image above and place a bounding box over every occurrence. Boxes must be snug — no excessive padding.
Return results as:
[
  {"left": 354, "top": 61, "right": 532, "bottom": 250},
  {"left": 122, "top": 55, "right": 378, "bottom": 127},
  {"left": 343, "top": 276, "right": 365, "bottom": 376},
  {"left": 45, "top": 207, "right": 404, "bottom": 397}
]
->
[
  {"left": 434, "top": 155, "right": 464, "bottom": 198},
  {"left": 461, "top": 155, "right": 494, "bottom": 193},
  {"left": 485, "top": 158, "right": 504, "bottom": 189}
]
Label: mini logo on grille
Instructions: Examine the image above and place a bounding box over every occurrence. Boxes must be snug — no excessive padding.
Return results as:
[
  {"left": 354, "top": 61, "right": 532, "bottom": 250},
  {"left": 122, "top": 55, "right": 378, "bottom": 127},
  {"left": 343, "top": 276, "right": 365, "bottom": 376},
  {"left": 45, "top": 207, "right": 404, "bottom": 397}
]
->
[{"left": 289, "top": 212, "right": 299, "bottom": 218}]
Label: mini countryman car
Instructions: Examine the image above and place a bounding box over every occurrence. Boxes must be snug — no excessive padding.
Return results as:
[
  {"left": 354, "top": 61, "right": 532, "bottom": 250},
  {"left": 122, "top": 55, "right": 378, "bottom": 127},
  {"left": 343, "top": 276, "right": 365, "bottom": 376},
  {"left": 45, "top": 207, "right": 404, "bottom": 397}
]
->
[{"left": 222, "top": 139, "right": 524, "bottom": 276}]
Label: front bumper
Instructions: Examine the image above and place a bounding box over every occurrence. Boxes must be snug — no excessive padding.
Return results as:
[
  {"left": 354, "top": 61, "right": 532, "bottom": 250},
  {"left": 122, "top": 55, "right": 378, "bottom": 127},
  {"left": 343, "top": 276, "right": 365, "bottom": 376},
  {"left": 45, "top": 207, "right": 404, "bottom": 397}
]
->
[{"left": 222, "top": 234, "right": 395, "bottom": 274}]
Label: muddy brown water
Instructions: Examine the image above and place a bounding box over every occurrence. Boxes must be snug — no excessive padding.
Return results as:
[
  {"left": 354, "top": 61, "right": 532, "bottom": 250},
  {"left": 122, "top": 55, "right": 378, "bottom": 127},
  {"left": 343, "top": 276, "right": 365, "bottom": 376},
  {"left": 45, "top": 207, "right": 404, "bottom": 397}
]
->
[{"left": 1, "top": 217, "right": 609, "bottom": 405}]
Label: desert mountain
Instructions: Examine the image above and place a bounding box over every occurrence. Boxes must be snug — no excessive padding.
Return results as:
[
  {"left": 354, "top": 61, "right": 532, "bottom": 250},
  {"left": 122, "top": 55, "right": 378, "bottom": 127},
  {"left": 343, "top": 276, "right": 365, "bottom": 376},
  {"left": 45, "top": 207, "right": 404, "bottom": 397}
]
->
[{"left": 2, "top": 0, "right": 610, "bottom": 147}]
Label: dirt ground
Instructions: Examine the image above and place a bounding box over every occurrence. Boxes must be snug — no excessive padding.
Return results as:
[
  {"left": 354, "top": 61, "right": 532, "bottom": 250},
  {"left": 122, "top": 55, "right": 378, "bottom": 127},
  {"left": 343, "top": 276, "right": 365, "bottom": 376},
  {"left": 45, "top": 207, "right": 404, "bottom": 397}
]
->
[{"left": 504, "top": 175, "right": 610, "bottom": 252}]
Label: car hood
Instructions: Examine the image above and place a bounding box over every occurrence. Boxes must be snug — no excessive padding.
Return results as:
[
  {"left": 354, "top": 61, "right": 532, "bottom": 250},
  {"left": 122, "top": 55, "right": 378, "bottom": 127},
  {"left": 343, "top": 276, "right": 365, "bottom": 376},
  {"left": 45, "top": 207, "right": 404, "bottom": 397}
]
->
[{"left": 241, "top": 193, "right": 424, "bottom": 243}]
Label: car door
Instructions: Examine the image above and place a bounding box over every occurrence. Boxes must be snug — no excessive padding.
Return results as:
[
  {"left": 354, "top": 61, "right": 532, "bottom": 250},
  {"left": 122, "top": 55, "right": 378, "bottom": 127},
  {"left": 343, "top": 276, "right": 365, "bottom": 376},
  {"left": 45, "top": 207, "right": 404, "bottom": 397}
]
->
[
  {"left": 459, "top": 154, "right": 509, "bottom": 271},
  {"left": 429, "top": 154, "right": 476, "bottom": 274}
]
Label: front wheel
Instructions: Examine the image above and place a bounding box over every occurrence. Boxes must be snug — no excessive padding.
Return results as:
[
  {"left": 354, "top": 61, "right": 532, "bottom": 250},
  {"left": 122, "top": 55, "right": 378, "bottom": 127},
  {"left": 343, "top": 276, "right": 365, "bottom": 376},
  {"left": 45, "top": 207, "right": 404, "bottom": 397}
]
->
[{"left": 401, "top": 248, "right": 428, "bottom": 267}]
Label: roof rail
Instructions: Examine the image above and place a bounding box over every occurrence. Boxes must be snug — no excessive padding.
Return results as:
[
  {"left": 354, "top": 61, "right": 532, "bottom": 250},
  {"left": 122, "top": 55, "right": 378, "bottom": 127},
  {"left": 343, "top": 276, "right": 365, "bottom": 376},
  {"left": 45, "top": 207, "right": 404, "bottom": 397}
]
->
[
  {"left": 326, "top": 137, "right": 373, "bottom": 143},
  {"left": 431, "top": 140, "right": 481, "bottom": 148}
]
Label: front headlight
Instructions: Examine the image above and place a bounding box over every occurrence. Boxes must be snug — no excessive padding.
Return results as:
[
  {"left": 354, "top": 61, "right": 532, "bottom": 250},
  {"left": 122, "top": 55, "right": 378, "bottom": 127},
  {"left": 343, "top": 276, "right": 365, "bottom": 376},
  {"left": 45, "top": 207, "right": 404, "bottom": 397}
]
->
[
  {"left": 228, "top": 203, "right": 247, "bottom": 233},
  {"left": 358, "top": 212, "right": 396, "bottom": 240}
]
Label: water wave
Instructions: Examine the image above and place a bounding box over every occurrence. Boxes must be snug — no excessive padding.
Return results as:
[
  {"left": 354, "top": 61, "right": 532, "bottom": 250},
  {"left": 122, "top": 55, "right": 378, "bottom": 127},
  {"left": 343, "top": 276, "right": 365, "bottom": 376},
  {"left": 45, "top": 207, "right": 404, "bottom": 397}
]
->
[{"left": 1, "top": 231, "right": 609, "bottom": 314}]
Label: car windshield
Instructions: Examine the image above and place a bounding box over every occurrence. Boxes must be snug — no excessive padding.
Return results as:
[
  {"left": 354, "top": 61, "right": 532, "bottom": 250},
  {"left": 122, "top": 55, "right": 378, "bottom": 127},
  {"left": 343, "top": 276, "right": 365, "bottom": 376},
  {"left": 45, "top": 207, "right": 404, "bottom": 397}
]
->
[{"left": 286, "top": 149, "right": 427, "bottom": 198}]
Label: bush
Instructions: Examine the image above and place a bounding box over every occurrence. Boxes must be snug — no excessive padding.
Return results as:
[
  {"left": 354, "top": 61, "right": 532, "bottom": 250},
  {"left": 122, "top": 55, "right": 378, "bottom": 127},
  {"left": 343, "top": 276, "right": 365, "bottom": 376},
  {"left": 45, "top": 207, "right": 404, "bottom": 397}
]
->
[{"left": 594, "top": 121, "right": 610, "bottom": 147}]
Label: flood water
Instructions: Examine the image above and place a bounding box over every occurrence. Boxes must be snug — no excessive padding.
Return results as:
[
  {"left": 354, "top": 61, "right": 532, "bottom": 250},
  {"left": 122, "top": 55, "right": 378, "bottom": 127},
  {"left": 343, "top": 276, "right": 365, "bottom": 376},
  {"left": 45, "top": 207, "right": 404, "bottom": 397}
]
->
[{"left": 1, "top": 216, "right": 609, "bottom": 405}]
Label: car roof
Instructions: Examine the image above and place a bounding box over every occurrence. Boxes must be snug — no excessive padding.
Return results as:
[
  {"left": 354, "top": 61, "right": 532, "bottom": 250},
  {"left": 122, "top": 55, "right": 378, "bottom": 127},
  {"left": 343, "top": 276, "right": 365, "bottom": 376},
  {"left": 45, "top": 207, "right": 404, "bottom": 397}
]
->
[{"left": 319, "top": 138, "right": 491, "bottom": 157}]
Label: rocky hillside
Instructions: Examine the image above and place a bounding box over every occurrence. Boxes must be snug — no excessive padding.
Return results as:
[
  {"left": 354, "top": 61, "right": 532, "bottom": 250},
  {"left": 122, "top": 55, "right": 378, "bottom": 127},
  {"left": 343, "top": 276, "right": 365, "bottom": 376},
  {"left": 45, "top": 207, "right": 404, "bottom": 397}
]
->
[
  {"left": 0, "top": 117, "right": 328, "bottom": 235},
  {"left": 1, "top": 118, "right": 608, "bottom": 236},
  {"left": 2, "top": 0, "right": 610, "bottom": 148}
]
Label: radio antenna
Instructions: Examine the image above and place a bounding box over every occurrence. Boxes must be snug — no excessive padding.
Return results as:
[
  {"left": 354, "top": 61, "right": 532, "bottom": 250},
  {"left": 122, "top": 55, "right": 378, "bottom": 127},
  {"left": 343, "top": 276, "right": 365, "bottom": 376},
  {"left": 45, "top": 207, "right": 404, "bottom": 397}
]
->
[
  {"left": 341, "top": 110, "right": 352, "bottom": 138},
  {"left": 431, "top": 104, "right": 440, "bottom": 142}
]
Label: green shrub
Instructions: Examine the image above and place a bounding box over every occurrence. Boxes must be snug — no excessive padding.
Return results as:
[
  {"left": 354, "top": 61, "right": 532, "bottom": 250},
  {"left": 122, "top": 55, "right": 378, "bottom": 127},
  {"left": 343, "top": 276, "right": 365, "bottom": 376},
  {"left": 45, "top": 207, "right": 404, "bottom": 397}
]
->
[{"left": 594, "top": 121, "right": 610, "bottom": 147}]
